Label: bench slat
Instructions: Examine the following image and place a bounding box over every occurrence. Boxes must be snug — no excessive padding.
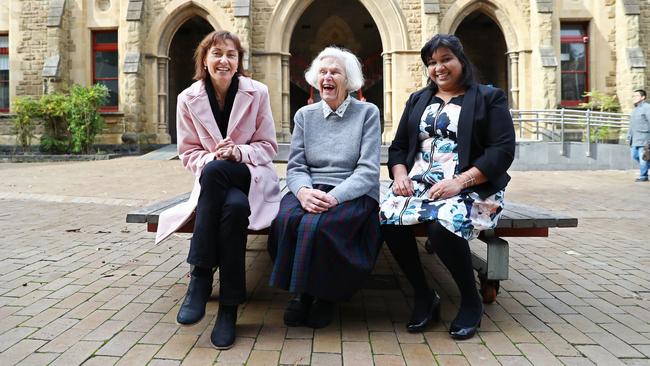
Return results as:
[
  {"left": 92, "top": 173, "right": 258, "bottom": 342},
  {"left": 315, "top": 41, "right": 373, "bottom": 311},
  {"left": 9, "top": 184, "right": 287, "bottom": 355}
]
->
[
  {"left": 126, "top": 192, "right": 191, "bottom": 224},
  {"left": 130, "top": 180, "right": 577, "bottom": 233}
]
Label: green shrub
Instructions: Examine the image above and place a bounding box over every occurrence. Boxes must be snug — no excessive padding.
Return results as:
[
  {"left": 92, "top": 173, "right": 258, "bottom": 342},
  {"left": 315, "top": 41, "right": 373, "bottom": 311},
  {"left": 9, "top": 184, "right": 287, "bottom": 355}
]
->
[
  {"left": 12, "top": 96, "right": 40, "bottom": 152},
  {"left": 12, "top": 84, "right": 110, "bottom": 154},
  {"left": 39, "top": 92, "right": 69, "bottom": 154},
  {"left": 579, "top": 90, "right": 621, "bottom": 112},
  {"left": 66, "top": 84, "right": 109, "bottom": 154},
  {"left": 579, "top": 90, "right": 622, "bottom": 143}
]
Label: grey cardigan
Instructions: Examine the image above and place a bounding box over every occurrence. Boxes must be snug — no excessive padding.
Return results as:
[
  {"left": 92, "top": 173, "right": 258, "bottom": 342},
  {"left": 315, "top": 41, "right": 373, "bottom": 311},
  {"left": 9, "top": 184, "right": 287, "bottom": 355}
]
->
[
  {"left": 628, "top": 100, "right": 650, "bottom": 147},
  {"left": 286, "top": 98, "right": 381, "bottom": 203}
]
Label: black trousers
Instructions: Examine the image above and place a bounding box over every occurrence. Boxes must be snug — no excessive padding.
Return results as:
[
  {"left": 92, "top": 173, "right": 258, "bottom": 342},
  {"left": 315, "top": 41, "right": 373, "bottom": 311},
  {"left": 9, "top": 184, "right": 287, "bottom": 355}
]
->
[{"left": 188, "top": 160, "right": 251, "bottom": 305}]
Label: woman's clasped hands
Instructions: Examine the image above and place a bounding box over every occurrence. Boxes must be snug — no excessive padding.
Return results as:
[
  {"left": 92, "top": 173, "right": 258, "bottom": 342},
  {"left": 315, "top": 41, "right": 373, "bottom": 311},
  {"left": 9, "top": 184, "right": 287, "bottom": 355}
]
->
[
  {"left": 215, "top": 136, "right": 242, "bottom": 162},
  {"left": 296, "top": 187, "right": 338, "bottom": 213}
]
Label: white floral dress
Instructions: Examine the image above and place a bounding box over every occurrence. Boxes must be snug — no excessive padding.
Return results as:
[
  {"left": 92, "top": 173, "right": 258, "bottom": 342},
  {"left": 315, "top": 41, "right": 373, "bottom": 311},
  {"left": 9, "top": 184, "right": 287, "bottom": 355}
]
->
[{"left": 379, "top": 95, "right": 505, "bottom": 241}]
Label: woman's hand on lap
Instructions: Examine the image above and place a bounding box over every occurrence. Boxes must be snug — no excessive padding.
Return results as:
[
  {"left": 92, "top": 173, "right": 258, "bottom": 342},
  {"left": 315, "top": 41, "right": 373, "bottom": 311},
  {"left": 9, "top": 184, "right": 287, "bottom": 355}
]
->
[
  {"left": 427, "top": 178, "right": 462, "bottom": 200},
  {"left": 392, "top": 174, "right": 414, "bottom": 197},
  {"left": 324, "top": 194, "right": 338, "bottom": 208}
]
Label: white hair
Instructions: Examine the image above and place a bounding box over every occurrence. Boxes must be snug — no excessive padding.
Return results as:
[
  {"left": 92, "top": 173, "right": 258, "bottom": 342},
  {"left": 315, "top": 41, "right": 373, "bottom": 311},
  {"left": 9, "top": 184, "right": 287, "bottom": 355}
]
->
[{"left": 304, "top": 47, "right": 365, "bottom": 92}]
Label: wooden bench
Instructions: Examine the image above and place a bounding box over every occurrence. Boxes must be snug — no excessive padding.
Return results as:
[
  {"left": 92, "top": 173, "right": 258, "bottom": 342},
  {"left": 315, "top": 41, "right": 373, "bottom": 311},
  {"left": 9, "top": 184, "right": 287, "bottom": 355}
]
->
[{"left": 126, "top": 178, "right": 577, "bottom": 303}]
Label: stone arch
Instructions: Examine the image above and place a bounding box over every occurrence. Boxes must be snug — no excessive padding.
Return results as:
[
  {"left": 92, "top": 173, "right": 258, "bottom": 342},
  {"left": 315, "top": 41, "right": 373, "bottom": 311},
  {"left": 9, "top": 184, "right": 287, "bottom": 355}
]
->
[
  {"left": 440, "top": 0, "right": 527, "bottom": 107},
  {"left": 264, "top": 0, "right": 409, "bottom": 52},
  {"left": 146, "top": 0, "right": 233, "bottom": 141},
  {"left": 263, "top": 0, "right": 409, "bottom": 141},
  {"left": 440, "top": 0, "right": 525, "bottom": 52},
  {"left": 146, "top": 0, "right": 233, "bottom": 57}
]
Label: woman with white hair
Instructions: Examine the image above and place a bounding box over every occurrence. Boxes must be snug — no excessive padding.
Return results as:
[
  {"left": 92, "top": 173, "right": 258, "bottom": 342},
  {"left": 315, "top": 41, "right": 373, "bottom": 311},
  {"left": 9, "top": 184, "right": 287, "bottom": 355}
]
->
[{"left": 267, "top": 47, "right": 382, "bottom": 329}]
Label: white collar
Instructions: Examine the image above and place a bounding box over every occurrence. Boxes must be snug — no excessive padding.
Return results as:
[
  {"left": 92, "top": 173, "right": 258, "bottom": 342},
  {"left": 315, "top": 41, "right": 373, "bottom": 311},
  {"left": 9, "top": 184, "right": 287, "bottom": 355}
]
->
[{"left": 322, "top": 95, "right": 352, "bottom": 118}]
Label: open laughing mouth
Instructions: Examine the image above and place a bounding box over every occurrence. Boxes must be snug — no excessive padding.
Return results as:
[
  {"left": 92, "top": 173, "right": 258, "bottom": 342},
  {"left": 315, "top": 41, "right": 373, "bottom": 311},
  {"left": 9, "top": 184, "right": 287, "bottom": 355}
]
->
[{"left": 436, "top": 72, "right": 450, "bottom": 81}]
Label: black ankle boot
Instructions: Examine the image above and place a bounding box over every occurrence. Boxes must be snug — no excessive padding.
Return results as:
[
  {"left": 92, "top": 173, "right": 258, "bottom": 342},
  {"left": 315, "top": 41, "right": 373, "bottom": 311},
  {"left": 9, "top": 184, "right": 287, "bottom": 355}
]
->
[
  {"left": 284, "top": 293, "right": 313, "bottom": 327},
  {"left": 306, "top": 299, "right": 335, "bottom": 329},
  {"left": 177, "top": 268, "right": 213, "bottom": 325},
  {"left": 211, "top": 304, "right": 238, "bottom": 349},
  {"left": 406, "top": 290, "right": 441, "bottom": 333}
]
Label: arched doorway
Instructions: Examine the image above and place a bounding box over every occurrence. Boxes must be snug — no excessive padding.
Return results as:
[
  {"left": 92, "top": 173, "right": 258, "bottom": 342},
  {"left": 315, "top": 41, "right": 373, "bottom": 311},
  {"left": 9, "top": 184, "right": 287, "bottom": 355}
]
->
[
  {"left": 455, "top": 11, "right": 508, "bottom": 92},
  {"left": 288, "top": 0, "right": 383, "bottom": 131},
  {"left": 168, "top": 16, "right": 214, "bottom": 143}
]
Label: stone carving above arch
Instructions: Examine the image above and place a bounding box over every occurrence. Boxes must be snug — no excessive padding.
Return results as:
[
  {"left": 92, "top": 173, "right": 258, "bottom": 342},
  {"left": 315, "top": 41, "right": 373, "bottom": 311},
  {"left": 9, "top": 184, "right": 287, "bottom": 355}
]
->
[
  {"left": 146, "top": 0, "right": 232, "bottom": 56},
  {"left": 95, "top": 0, "right": 111, "bottom": 12},
  {"left": 312, "top": 16, "right": 361, "bottom": 54},
  {"left": 264, "top": 0, "right": 409, "bottom": 52},
  {"left": 440, "top": 0, "right": 526, "bottom": 52}
]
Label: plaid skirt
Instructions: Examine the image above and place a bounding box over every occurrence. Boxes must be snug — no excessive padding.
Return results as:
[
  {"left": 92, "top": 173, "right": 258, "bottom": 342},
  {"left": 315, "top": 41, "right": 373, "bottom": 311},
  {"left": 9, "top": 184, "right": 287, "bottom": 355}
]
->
[{"left": 267, "top": 185, "right": 381, "bottom": 301}]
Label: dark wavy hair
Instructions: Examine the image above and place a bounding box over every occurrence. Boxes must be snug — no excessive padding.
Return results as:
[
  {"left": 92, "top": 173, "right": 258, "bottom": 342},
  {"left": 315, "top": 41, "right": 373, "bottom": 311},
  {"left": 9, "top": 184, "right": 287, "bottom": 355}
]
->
[
  {"left": 420, "top": 34, "right": 477, "bottom": 91},
  {"left": 193, "top": 30, "right": 249, "bottom": 81}
]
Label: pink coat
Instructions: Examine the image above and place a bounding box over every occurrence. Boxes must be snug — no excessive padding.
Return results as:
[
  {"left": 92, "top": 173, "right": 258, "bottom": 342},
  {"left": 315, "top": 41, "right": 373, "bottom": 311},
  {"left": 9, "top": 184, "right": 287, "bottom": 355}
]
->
[{"left": 155, "top": 76, "right": 281, "bottom": 244}]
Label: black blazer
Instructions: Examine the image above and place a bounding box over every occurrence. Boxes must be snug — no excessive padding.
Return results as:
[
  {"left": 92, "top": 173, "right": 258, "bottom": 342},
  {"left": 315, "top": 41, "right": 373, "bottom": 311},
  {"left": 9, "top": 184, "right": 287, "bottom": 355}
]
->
[{"left": 387, "top": 84, "right": 516, "bottom": 199}]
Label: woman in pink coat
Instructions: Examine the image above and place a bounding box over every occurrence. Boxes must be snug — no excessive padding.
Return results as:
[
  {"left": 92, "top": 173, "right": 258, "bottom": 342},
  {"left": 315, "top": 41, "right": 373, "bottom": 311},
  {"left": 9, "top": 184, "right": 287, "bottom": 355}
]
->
[{"left": 155, "top": 31, "right": 281, "bottom": 350}]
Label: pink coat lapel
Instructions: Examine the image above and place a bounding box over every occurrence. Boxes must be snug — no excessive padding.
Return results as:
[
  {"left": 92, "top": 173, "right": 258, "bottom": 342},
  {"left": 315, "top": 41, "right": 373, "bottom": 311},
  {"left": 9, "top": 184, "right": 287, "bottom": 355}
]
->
[
  {"left": 186, "top": 92, "right": 222, "bottom": 141},
  {"left": 184, "top": 76, "right": 256, "bottom": 141}
]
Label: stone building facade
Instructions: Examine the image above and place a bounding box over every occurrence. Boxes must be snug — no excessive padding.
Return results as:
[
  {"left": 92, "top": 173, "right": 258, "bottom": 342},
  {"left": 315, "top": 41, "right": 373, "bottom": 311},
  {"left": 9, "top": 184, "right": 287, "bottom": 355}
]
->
[{"left": 0, "top": 0, "right": 648, "bottom": 146}]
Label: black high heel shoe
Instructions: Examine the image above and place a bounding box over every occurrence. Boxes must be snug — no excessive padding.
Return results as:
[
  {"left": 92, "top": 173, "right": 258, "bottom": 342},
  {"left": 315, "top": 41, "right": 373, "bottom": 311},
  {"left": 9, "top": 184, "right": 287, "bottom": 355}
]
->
[
  {"left": 449, "top": 303, "right": 483, "bottom": 340},
  {"left": 406, "top": 291, "right": 441, "bottom": 333}
]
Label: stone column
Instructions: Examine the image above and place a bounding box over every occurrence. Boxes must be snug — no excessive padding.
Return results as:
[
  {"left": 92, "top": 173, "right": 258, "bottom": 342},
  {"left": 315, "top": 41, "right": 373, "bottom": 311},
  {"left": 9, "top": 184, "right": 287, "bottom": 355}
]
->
[
  {"left": 530, "top": 1, "right": 557, "bottom": 109},
  {"left": 44, "top": 0, "right": 70, "bottom": 94},
  {"left": 281, "top": 54, "right": 291, "bottom": 142},
  {"left": 507, "top": 51, "right": 520, "bottom": 109},
  {"left": 121, "top": 0, "right": 149, "bottom": 144},
  {"left": 233, "top": 0, "right": 252, "bottom": 72},
  {"left": 382, "top": 52, "right": 393, "bottom": 144},
  {"left": 421, "top": 0, "right": 440, "bottom": 42},
  {"left": 615, "top": 0, "right": 646, "bottom": 113},
  {"left": 157, "top": 58, "right": 169, "bottom": 138},
  {"left": 421, "top": 0, "right": 440, "bottom": 91}
]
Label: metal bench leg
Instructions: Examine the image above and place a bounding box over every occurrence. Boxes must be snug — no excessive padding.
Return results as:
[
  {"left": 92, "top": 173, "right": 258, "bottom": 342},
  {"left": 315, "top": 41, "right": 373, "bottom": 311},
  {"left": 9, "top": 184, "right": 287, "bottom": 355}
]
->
[{"left": 473, "top": 230, "right": 509, "bottom": 303}]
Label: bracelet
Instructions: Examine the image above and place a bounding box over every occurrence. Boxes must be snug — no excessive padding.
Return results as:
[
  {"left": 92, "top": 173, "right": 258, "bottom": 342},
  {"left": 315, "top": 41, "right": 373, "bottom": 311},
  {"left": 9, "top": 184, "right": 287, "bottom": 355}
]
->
[{"left": 456, "top": 174, "right": 475, "bottom": 189}]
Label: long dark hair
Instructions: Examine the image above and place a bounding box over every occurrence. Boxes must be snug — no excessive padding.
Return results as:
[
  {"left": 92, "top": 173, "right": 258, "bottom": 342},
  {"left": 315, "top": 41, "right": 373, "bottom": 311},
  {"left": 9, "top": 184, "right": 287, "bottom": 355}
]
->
[{"left": 420, "top": 34, "right": 477, "bottom": 91}]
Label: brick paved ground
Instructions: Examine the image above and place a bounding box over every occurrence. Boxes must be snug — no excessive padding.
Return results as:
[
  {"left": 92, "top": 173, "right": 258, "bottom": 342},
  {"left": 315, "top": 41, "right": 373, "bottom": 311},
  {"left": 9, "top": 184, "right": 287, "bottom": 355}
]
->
[{"left": 0, "top": 158, "right": 649, "bottom": 365}]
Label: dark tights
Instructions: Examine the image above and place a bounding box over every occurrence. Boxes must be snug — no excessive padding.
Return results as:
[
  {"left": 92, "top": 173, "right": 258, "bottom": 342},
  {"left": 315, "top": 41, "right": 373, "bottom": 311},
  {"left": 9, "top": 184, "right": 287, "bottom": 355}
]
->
[{"left": 383, "top": 222, "right": 482, "bottom": 326}]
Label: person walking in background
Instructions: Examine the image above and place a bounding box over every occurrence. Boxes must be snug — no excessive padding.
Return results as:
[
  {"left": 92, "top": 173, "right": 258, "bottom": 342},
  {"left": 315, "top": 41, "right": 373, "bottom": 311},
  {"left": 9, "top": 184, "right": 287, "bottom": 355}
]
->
[
  {"left": 627, "top": 89, "right": 650, "bottom": 182},
  {"left": 154, "top": 30, "right": 281, "bottom": 349}
]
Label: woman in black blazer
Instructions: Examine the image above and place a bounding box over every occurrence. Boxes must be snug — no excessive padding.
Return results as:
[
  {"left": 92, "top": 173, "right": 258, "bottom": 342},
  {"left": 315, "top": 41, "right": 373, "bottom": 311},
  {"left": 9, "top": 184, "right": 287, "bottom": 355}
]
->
[{"left": 379, "top": 34, "right": 515, "bottom": 340}]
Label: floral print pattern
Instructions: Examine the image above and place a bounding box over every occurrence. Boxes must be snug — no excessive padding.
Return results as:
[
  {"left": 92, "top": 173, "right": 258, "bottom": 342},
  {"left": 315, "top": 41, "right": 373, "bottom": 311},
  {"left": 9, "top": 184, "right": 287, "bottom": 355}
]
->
[{"left": 379, "top": 96, "right": 505, "bottom": 241}]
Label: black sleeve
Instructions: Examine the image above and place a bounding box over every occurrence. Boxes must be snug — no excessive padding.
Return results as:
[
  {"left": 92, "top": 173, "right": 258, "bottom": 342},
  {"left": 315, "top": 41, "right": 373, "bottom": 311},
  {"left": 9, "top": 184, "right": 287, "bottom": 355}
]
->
[
  {"left": 387, "top": 93, "right": 415, "bottom": 179},
  {"left": 472, "top": 88, "right": 516, "bottom": 183}
]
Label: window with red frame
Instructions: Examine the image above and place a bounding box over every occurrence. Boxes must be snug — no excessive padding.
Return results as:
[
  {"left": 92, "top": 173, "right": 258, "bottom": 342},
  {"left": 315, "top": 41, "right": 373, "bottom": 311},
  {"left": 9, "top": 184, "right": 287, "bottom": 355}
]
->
[
  {"left": 92, "top": 30, "right": 118, "bottom": 110},
  {"left": 0, "top": 34, "right": 8, "bottom": 113},
  {"left": 560, "top": 23, "right": 589, "bottom": 107}
]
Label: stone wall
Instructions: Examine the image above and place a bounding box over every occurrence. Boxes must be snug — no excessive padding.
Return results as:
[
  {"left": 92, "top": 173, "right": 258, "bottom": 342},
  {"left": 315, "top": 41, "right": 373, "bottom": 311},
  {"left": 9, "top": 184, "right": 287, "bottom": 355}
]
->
[
  {"left": 399, "top": 0, "right": 422, "bottom": 50},
  {"left": 15, "top": 0, "right": 48, "bottom": 97},
  {"left": 640, "top": 0, "right": 650, "bottom": 90}
]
